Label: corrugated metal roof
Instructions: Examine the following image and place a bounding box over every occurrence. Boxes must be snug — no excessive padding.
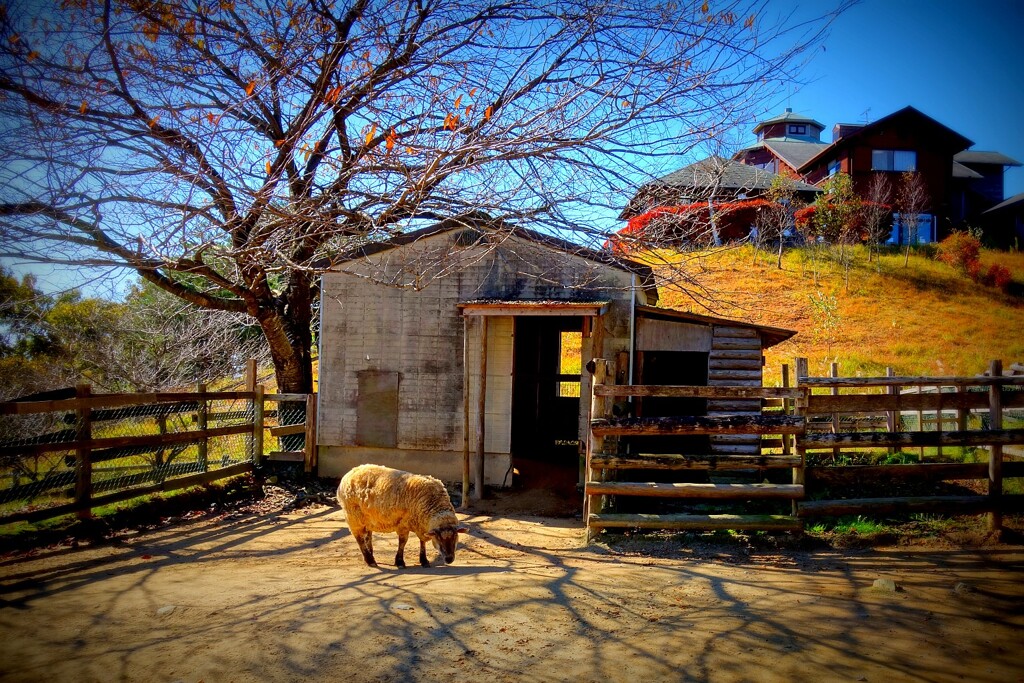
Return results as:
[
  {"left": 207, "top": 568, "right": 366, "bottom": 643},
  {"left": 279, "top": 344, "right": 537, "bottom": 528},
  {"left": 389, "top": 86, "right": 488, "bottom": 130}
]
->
[
  {"left": 752, "top": 110, "right": 825, "bottom": 135},
  {"left": 983, "top": 191, "right": 1024, "bottom": 214},
  {"left": 762, "top": 140, "right": 831, "bottom": 170},
  {"left": 636, "top": 305, "right": 796, "bottom": 349}
]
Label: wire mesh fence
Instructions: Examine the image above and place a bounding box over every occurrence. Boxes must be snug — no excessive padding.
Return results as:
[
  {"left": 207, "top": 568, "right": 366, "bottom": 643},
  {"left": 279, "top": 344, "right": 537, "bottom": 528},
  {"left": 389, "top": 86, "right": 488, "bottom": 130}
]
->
[{"left": 0, "top": 388, "right": 303, "bottom": 523}]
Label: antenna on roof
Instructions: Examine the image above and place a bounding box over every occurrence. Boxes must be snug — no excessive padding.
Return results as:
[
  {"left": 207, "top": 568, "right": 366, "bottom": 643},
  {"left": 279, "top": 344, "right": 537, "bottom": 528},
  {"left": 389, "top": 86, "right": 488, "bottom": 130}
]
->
[{"left": 861, "top": 108, "right": 871, "bottom": 124}]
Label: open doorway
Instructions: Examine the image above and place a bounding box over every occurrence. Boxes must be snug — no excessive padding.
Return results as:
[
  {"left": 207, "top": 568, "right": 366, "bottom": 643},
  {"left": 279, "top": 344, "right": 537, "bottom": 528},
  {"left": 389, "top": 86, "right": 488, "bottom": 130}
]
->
[{"left": 510, "top": 316, "right": 583, "bottom": 498}]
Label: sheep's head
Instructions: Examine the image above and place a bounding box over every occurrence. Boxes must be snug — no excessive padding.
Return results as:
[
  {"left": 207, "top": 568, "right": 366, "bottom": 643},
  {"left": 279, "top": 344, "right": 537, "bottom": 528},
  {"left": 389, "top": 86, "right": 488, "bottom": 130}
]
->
[{"left": 426, "top": 525, "right": 468, "bottom": 564}]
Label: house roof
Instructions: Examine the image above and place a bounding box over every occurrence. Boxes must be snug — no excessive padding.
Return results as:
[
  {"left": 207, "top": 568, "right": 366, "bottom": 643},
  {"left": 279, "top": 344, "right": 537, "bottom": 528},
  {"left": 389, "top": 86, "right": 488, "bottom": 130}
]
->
[
  {"left": 758, "top": 140, "right": 832, "bottom": 170},
  {"left": 953, "top": 150, "right": 1022, "bottom": 167},
  {"left": 651, "top": 156, "right": 821, "bottom": 194},
  {"left": 797, "top": 106, "right": 974, "bottom": 173},
  {"left": 983, "top": 191, "right": 1024, "bottom": 215},
  {"left": 752, "top": 110, "right": 825, "bottom": 135},
  {"left": 952, "top": 161, "right": 984, "bottom": 179},
  {"left": 326, "top": 214, "right": 659, "bottom": 298},
  {"left": 636, "top": 305, "right": 796, "bottom": 349}
]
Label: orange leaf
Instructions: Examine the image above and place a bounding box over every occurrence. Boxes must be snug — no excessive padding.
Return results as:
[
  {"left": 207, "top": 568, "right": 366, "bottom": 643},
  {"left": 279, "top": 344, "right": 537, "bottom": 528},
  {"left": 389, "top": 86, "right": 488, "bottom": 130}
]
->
[
  {"left": 454, "top": 95, "right": 462, "bottom": 109},
  {"left": 469, "top": 88, "right": 476, "bottom": 97},
  {"left": 27, "top": 50, "right": 38, "bottom": 62},
  {"left": 621, "top": 100, "right": 631, "bottom": 108},
  {"left": 265, "top": 161, "right": 272, "bottom": 174},
  {"left": 365, "top": 123, "right": 377, "bottom": 146},
  {"left": 207, "top": 113, "right": 218, "bottom": 125},
  {"left": 385, "top": 129, "right": 396, "bottom": 151},
  {"left": 406, "top": 146, "right": 414, "bottom": 155},
  {"left": 245, "top": 80, "right": 256, "bottom": 96},
  {"left": 148, "top": 115, "right": 160, "bottom": 128},
  {"left": 79, "top": 100, "right": 88, "bottom": 114},
  {"left": 275, "top": 139, "right": 284, "bottom": 147},
  {"left": 484, "top": 105, "right": 492, "bottom": 121}
]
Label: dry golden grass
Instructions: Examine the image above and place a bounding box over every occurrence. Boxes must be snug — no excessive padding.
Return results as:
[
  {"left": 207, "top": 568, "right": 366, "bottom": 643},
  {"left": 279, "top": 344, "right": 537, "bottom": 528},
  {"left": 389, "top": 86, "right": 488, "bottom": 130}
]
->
[{"left": 647, "top": 244, "right": 1024, "bottom": 383}]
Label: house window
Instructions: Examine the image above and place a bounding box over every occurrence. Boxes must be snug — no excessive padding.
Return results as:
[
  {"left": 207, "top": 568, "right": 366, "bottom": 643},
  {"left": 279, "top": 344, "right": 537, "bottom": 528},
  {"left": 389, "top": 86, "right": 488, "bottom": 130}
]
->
[
  {"left": 871, "top": 149, "right": 917, "bottom": 172},
  {"left": 557, "top": 330, "right": 582, "bottom": 398},
  {"left": 788, "top": 124, "right": 806, "bottom": 135},
  {"left": 827, "top": 160, "right": 841, "bottom": 177}
]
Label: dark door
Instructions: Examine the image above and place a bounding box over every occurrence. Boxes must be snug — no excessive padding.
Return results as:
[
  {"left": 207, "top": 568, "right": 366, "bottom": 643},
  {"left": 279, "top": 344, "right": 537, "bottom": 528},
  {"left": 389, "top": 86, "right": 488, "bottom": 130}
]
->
[
  {"left": 511, "top": 316, "right": 583, "bottom": 486},
  {"left": 637, "top": 350, "right": 711, "bottom": 454}
]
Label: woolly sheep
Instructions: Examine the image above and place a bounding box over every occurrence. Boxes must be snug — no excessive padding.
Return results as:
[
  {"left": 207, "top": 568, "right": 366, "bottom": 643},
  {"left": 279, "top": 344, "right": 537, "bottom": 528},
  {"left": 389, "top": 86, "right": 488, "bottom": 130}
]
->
[{"left": 338, "top": 464, "right": 467, "bottom": 568}]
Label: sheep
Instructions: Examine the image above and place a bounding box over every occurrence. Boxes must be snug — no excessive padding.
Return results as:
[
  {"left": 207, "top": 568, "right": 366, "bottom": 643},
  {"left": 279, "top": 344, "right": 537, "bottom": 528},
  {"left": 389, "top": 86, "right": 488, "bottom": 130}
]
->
[{"left": 337, "top": 464, "right": 467, "bottom": 568}]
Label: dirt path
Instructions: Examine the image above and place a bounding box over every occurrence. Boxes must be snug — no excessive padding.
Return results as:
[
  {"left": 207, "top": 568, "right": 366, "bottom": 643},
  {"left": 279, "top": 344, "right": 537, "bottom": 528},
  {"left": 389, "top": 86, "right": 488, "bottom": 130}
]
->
[{"left": 1, "top": 498, "right": 1023, "bottom": 683}]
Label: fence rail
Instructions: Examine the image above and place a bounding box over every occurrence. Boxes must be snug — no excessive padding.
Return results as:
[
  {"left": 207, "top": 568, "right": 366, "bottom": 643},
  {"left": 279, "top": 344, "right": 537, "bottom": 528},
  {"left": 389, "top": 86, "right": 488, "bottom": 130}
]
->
[
  {"left": 0, "top": 382, "right": 317, "bottom": 525},
  {"left": 585, "top": 357, "right": 1024, "bottom": 540}
]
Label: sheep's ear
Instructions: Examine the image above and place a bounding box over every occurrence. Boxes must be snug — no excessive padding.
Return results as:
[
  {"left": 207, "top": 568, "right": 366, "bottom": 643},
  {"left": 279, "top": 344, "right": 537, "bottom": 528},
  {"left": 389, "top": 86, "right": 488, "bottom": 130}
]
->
[{"left": 456, "top": 526, "right": 468, "bottom": 534}]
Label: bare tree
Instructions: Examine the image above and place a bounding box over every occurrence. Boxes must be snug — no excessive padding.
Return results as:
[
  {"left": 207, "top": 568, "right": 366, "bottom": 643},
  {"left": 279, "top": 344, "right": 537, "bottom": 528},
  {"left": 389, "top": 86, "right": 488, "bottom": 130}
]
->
[
  {"left": 862, "top": 173, "right": 892, "bottom": 265},
  {"left": 0, "top": 0, "right": 845, "bottom": 393},
  {"left": 754, "top": 175, "right": 801, "bottom": 269},
  {"left": 895, "top": 171, "right": 930, "bottom": 267}
]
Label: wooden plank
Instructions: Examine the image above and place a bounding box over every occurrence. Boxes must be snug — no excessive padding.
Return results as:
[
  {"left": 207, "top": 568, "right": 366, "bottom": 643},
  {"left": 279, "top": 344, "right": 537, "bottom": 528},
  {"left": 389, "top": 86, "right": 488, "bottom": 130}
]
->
[
  {"left": 0, "top": 462, "right": 253, "bottom": 525},
  {"left": 589, "top": 513, "right": 802, "bottom": 531},
  {"left": 0, "top": 391, "right": 254, "bottom": 416},
  {"left": 800, "top": 375, "right": 1024, "bottom": 388},
  {"left": 0, "top": 424, "right": 253, "bottom": 459},
  {"left": 591, "top": 414, "right": 805, "bottom": 437},
  {"left": 797, "top": 495, "right": 990, "bottom": 517},
  {"left": 713, "top": 326, "right": 760, "bottom": 339},
  {"left": 636, "top": 318, "right": 711, "bottom": 352},
  {"left": 710, "top": 444, "right": 761, "bottom": 455},
  {"left": 709, "top": 358, "right": 762, "bottom": 370},
  {"left": 706, "top": 400, "right": 761, "bottom": 412},
  {"left": 807, "top": 462, "right": 1024, "bottom": 486},
  {"left": 707, "top": 434, "right": 762, "bottom": 444},
  {"left": 711, "top": 339, "right": 761, "bottom": 351},
  {"left": 806, "top": 392, "right": 1011, "bottom": 414},
  {"left": 708, "top": 379, "right": 763, "bottom": 387},
  {"left": 594, "top": 385, "right": 803, "bottom": 399},
  {"left": 590, "top": 452, "right": 802, "bottom": 470},
  {"left": 989, "top": 360, "right": 1004, "bottom": 531},
  {"left": 263, "top": 393, "right": 312, "bottom": 402},
  {"left": 707, "top": 369, "right": 762, "bottom": 381},
  {"left": 586, "top": 481, "right": 803, "bottom": 499},
  {"left": 268, "top": 451, "right": 305, "bottom": 462},
  {"left": 799, "top": 428, "right": 1024, "bottom": 450},
  {"left": 269, "top": 423, "right": 306, "bottom": 437},
  {"left": 709, "top": 349, "right": 762, "bottom": 361}
]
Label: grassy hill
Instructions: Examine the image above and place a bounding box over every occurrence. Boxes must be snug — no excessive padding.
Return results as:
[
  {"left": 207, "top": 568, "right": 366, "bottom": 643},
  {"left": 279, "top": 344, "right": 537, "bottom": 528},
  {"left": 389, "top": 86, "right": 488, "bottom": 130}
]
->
[{"left": 648, "top": 243, "right": 1024, "bottom": 384}]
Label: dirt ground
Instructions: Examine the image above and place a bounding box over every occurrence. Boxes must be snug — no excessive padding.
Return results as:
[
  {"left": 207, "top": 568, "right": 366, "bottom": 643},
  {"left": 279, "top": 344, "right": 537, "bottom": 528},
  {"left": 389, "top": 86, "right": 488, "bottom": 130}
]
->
[{"left": 2, "top": 488, "right": 1023, "bottom": 683}]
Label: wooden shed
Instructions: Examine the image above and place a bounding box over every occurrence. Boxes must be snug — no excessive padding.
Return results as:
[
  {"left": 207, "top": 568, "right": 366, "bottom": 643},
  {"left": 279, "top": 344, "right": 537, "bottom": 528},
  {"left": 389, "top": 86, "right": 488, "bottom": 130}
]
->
[{"left": 316, "top": 218, "right": 795, "bottom": 498}]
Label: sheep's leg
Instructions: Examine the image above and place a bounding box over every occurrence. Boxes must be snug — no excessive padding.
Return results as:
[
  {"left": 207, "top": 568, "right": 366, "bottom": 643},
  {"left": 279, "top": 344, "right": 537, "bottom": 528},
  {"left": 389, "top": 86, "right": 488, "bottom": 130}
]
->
[
  {"left": 418, "top": 537, "right": 431, "bottom": 567},
  {"left": 351, "top": 527, "right": 377, "bottom": 567},
  {"left": 395, "top": 530, "right": 408, "bottom": 568}
]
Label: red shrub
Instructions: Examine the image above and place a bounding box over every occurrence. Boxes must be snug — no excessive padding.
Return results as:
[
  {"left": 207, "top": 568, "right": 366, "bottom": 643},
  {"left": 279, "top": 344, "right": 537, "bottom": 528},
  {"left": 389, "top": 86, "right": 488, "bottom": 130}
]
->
[
  {"left": 987, "top": 263, "right": 1013, "bottom": 293},
  {"left": 936, "top": 231, "right": 981, "bottom": 275}
]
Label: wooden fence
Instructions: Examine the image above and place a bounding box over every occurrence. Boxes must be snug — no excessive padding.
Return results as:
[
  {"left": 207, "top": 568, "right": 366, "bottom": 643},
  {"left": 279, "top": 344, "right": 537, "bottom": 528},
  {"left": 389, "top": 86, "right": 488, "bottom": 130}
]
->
[
  {"left": 0, "top": 385, "right": 317, "bottom": 525},
  {"left": 585, "top": 358, "right": 1024, "bottom": 540}
]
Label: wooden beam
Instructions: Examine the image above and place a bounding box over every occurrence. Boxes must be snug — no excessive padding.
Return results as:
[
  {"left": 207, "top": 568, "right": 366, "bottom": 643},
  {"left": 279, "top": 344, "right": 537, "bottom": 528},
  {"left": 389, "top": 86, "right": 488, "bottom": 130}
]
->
[
  {"left": 806, "top": 462, "right": 1024, "bottom": 486},
  {"left": 585, "top": 481, "right": 804, "bottom": 499},
  {"left": 591, "top": 414, "right": 805, "bottom": 437},
  {"left": 594, "top": 385, "right": 803, "bottom": 399},
  {"left": 589, "top": 452, "right": 802, "bottom": 470},
  {"left": 799, "top": 428, "right": 1024, "bottom": 450},
  {"left": 589, "top": 513, "right": 802, "bottom": 531},
  {"left": 800, "top": 375, "right": 1024, "bottom": 388},
  {"left": 474, "top": 316, "right": 487, "bottom": 501},
  {"left": 798, "top": 495, "right": 990, "bottom": 517}
]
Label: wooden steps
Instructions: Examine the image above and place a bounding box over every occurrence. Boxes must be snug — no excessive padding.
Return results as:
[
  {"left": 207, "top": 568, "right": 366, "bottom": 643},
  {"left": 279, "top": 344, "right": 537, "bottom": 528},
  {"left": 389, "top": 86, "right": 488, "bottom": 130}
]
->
[{"left": 589, "top": 513, "right": 802, "bottom": 532}]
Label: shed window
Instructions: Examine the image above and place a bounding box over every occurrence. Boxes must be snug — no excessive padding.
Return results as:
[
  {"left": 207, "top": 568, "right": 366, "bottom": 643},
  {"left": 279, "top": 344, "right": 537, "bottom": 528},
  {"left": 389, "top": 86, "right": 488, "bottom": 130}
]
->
[
  {"left": 557, "top": 331, "right": 582, "bottom": 398},
  {"left": 788, "top": 124, "right": 807, "bottom": 135}
]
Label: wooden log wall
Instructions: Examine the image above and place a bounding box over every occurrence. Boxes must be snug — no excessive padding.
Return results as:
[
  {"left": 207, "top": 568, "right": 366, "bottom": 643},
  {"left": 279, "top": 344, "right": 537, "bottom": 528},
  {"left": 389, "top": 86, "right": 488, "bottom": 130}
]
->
[{"left": 707, "top": 326, "right": 763, "bottom": 457}]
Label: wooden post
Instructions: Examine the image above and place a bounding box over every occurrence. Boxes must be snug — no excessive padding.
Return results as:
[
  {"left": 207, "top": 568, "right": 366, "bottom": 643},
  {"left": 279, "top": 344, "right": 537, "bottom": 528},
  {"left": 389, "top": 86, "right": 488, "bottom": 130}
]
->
[
  {"left": 781, "top": 363, "right": 791, "bottom": 456},
  {"left": 988, "top": 360, "right": 1003, "bottom": 532},
  {"left": 830, "top": 362, "right": 840, "bottom": 461},
  {"left": 956, "top": 382, "right": 968, "bottom": 432},
  {"left": 935, "top": 383, "right": 943, "bottom": 460},
  {"left": 245, "top": 359, "right": 257, "bottom": 392},
  {"left": 461, "top": 316, "right": 470, "bottom": 510},
  {"left": 252, "top": 385, "right": 265, "bottom": 465},
  {"left": 197, "top": 382, "right": 208, "bottom": 472},
  {"left": 74, "top": 384, "right": 93, "bottom": 519},
  {"left": 886, "top": 367, "right": 898, "bottom": 456},
  {"left": 792, "top": 358, "right": 808, "bottom": 517},
  {"left": 585, "top": 359, "right": 608, "bottom": 541},
  {"left": 303, "top": 392, "right": 317, "bottom": 473},
  {"left": 474, "top": 316, "right": 487, "bottom": 501}
]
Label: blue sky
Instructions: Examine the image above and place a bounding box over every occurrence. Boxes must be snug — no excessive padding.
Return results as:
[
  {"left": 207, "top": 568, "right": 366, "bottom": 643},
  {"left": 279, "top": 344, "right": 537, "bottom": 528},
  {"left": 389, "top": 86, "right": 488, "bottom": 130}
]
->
[{"left": 755, "top": 0, "right": 1024, "bottom": 196}]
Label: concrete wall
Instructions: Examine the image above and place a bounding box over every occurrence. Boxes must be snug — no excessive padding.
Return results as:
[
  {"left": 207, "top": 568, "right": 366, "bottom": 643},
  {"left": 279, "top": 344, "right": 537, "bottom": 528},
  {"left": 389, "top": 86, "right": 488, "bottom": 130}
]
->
[{"left": 317, "top": 229, "right": 640, "bottom": 485}]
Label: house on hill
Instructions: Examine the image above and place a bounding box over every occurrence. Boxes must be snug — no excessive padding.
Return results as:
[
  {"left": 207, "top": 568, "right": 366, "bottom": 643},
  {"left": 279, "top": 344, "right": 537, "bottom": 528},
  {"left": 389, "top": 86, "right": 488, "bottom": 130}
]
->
[{"left": 316, "top": 217, "right": 795, "bottom": 498}]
